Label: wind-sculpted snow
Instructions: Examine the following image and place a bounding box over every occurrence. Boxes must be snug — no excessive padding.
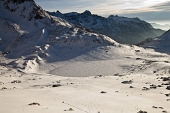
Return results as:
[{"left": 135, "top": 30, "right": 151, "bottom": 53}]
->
[{"left": 48, "top": 10, "right": 165, "bottom": 44}]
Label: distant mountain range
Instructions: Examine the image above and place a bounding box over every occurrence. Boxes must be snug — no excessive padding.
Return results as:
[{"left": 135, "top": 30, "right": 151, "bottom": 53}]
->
[{"left": 47, "top": 10, "right": 165, "bottom": 44}]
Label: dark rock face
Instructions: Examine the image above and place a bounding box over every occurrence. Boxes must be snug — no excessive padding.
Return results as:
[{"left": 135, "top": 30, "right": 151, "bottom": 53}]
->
[
  {"left": 33, "top": 7, "right": 45, "bottom": 20},
  {"left": 10, "top": 0, "right": 33, "bottom": 4},
  {"left": 2, "top": 0, "right": 45, "bottom": 20},
  {"left": 2, "top": 0, "right": 34, "bottom": 5}
]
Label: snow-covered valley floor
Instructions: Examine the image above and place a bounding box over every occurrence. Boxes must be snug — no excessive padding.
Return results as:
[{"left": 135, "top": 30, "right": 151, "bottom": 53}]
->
[{"left": 0, "top": 46, "right": 170, "bottom": 113}]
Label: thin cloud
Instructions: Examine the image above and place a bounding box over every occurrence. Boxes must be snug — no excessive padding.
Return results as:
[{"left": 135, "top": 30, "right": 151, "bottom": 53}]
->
[
  {"left": 150, "top": 1, "right": 170, "bottom": 11},
  {"left": 118, "top": 1, "right": 170, "bottom": 23}
]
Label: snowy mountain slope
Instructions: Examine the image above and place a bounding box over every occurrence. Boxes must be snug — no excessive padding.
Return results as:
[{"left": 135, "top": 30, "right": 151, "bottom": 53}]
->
[
  {"left": 48, "top": 10, "right": 165, "bottom": 44},
  {"left": 0, "top": 0, "right": 51, "bottom": 52},
  {"left": 0, "top": 0, "right": 116, "bottom": 54},
  {"left": 0, "top": 0, "right": 123, "bottom": 73},
  {"left": 143, "top": 29, "right": 170, "bottom": 54}
]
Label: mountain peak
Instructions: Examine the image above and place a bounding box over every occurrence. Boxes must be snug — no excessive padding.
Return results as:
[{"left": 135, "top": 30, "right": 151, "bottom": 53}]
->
[
  {"left": 0, "top": 0, "right": 46, "bottom": 22},
  {"left": 56, "top": 10, "right": 61, "bottom": 14},
  {"left": 108, "top": 15, "right": 118, "bottom": 18},
  {"left": 81, "top": 10, "right": 91, "bottom": 16}
]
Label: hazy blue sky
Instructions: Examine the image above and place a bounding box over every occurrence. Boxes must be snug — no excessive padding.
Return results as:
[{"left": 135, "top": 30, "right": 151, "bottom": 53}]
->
[{"left": 35, "top": 0, "right": 170, "bottom": 24}]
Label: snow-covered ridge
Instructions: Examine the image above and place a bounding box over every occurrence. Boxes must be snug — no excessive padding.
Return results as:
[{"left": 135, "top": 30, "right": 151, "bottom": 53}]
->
[
  {"left": 0, "top": 0, "right": 118, "bottom": 60},
  {"left": 47, "top": 10, "right": 165, "bottom": 44},
  {"left": 0, "top": 0, "right": 52, "bottom": 32},
  {"left": 143, "top": 29, "right": 170, "bottom": 54}
]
